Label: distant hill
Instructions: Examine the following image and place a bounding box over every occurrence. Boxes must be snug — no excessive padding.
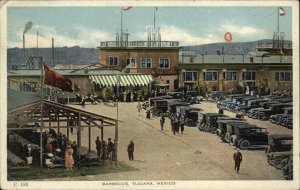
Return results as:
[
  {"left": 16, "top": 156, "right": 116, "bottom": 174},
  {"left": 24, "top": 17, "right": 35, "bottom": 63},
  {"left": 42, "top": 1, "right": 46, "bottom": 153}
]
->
[
  {"left": 7, "top": 46, "right": 99, "bottom": 69},
  {"left": 7, "top": 39, "right": 292, "bottom": 69}
]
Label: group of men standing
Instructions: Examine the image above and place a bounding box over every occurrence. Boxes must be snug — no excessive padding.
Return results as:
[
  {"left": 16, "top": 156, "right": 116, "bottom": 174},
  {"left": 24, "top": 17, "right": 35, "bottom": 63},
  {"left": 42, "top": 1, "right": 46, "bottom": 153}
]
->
[{"left": 95, "top": 137, "right": 115, "bottom": 161}]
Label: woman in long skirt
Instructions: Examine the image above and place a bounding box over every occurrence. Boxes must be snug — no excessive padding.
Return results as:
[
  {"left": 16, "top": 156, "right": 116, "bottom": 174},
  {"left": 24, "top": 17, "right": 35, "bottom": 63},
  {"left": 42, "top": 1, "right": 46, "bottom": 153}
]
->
[{"left": 65, "top": 145, "right": 74, "bottom": 170}]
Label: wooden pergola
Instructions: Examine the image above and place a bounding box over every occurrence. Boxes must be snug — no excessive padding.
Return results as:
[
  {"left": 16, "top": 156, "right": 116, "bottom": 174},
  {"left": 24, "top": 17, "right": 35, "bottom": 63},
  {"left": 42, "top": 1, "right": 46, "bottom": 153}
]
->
[{"left": 7, "top": 100, "right": 118, "bottom": 167}]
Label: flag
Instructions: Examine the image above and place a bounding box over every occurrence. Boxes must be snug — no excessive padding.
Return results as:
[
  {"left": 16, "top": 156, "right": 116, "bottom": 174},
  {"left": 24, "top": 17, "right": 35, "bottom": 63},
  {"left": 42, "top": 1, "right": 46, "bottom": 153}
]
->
[
  {"left": 279, "top": 7, "right": 285, "bottom": 16},
  {"left": 44, "top": 64, "right": 73, "bottom": 92},
  {"left": 122, "top": 6, "right": 132, "bottom": 11}
]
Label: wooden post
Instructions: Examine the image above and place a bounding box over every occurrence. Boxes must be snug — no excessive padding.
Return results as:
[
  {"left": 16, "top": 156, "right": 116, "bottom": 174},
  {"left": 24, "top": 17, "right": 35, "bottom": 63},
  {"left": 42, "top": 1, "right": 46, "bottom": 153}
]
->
[
  {"left": 100, "top": 120, "right": 104, "bottom": 141},
  {"left": 114, "top": 120, "right": 118, "bottom": 162},
  {"left": 77, "top": 113, "right": 81, "bottom": 147},
  {"left": 66, "top": 113, "right": 69, "bottom": 139},
  {"left": 88, "top": 118, "right": 91, "bottom": 154},
  {"left": 57, "top": 110, "right": 60, "bottom": 133}
]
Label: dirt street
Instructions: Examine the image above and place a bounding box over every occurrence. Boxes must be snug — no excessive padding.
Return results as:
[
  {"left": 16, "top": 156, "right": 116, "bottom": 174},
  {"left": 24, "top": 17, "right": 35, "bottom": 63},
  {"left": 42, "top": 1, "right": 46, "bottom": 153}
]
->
[{"left": 55, "top": 101, "right": 291, "bottom": 180}]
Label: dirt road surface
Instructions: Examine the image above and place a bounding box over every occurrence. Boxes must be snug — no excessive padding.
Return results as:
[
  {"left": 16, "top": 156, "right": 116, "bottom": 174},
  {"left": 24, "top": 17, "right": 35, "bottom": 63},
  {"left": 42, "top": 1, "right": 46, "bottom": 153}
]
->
[{"left": 53, "top": 101, "right": 292, "bottom": 180}]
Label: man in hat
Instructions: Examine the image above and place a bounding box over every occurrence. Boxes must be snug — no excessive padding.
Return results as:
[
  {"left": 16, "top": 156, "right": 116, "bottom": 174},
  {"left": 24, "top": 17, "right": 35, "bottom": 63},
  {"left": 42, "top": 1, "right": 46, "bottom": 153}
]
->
[
  {"left": 127, "top": 140, "right": 135, "bottom": 161},
  {"left": 95, "top": 136, "right": 102, "bottom": 158},
  {"left": 107, "top": 138, "right": 114, "bottom": 160},
  {"left": 160, "top": 115, "right": 165, "bottom": 130},
  {"left": 233, "top": 148, "right": 243, "bottom": 173}
]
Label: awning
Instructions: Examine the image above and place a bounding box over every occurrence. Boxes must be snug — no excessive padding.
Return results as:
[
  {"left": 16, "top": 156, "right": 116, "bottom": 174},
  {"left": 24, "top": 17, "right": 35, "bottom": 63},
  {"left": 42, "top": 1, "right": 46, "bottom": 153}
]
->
[{"left": 89, "top": 74, "right": 153, "bottom": 87}]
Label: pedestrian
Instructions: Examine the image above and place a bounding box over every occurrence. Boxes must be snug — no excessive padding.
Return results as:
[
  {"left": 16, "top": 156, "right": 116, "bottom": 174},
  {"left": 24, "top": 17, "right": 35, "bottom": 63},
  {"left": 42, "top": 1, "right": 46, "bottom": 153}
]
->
[
  {"left": 71, "top": 141, "right": 77, "bottom": 162},
  {"left": 127, "top": 140, "right": 135, "bottom": 161},
  {"left": 123, "top": 91, "right": 127, "bottom": 102},
  {"left": 95, "top": 136, "right": 102, "bottom": 158},
  {"left": 146, "top": 109, "right": 151, "bottom": 119},
  {"left": 137, "top": 101, "right": 142, "bottom": 116},
  {"left": 180, "top": 122, "right": 185, "bottom": 134},
  {"left": 102, "top": 141, "right": 107, "bottom": 160},
  {"left": 131, "top": 92, "right": 134, "bottom": 102},
  {"left": 171, "top": 120, "right": 177, "bottom": 135},
  {"left": 112, "top": 139, "right": 117, "bottom": 161},
  {"left": 107, "top": 138, "right": 114, "bottom": 160},
  {"left": 233, "top": 148, "right": 243, "bottom": 173},
  {"left": 64, "top": 145, "right": 74, "bottom": 171},
  {"left": 81, "top": 95, "right": 86, "bottom": 108},
  {"left": 160, "top": 115, "right": 165, "bottom": 130}
]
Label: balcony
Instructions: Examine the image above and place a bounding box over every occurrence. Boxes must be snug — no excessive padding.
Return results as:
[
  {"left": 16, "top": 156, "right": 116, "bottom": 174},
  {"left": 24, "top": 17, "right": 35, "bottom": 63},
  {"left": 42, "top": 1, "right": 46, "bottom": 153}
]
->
[{"left": 100, "top": 41, "right": 179, "bottom": 48}]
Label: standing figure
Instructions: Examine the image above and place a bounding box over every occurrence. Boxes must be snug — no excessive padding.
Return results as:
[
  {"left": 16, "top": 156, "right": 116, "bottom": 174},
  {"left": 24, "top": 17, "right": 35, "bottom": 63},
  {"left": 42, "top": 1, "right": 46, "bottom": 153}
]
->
[
  {"left": 81, "top": 95, "right": 86, "bottom": 108},
  {"left": 127, "top": 140, "right": 135, "bottom": 161},
  {"left": 171, "top": 120, "right": 177, "bottom": 135},
  {"left": 71, "top": 141, "right": 78, "bottom": 162},
  {"left": 131, "top": 92, "right": 134, "bottom": 102},
  {"left": 233, "top": 148, "right": 243, "bottom": 173},
  {"left": 101, "top": 141, "right": 107, "bottom": 160},
  {"left": 180, "top": 122, "right": 185, "bottom": 134},
  {"left": 46, "top": 135, "right": 53, "bottom": 153},
  {"left": 137, "top": 102, "right": 142, "bottom": 116},
  {"left": 146, "top": 109, "right": 151, "bottom": 119},
  {"left": 64, "top": 145, "right": 74, "bottom": 170},
  {"left": 107, "top": 138, "right": 114, "bottom": 160},
  {"left": 95, "top": 136, "right": 102, "bottom": 158},
  {"left": 160, "top": 115, "right": 165, "bottom": 130}
]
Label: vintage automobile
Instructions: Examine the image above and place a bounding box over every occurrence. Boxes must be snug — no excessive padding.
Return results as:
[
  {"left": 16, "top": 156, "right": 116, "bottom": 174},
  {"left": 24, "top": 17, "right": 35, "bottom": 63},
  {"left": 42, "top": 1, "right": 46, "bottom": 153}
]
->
[
  {"left": 224, "top": 122, "right": 269, "bottom": 150},
  {"left": 269, "top": 107, "right": 293, "bottom": 125},
  {"left": 217, "top": 94, "right": 248, "bottom": 110},
  {"left": 149, "top": 96, "right": 173, "bottom": 106},
  {"left": 267, "top": 151, "right": 293, "bottom": 170},
  {"left": 232, "top": 97, "right": 259, "bottom": 113},
  {"left": 197, "top": 113, "right": 227, "bottom": 133},
  {"left": 207, "top": 91, "right": 228, "bottom": 102},
  {"left": 167, "top": 92, "right": 184, "bottom": 100},
  {"left": 284, "top": 116, "right": 293, "bottom": 129},
  {"left": 234, "top": 99, "right": 268, "bottom": 115},
  {"left": 257, "top": 103, "right": 292, "bottom": 120},
  {"left": 178, "top": 106, "right": 203, "bottom": 126},
  {"left": 215, "top": 120, "right": 248, "bottom": 142},
  {"left": 151, "top": 99, "right": 169, "bottom": 117},
  {"left": 282, "top": 157, "right": 293, "bottom": 180},
  {"left": 167, "top": 100, "right": 189, "bottom": 120},
  {"left": 265, "top": 134, "right": 293, "bottom": 155},
  {"left": 184, "top": 91, "right": 202, "bottom": 104},
  {"left": 246, "top": 102, "right": 279, "bottom": 119}
]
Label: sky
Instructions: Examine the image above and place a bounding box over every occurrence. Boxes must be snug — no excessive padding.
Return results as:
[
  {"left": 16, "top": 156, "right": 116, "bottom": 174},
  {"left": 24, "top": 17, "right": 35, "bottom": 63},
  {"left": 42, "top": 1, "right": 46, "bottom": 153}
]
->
[{"left": 7, "top": 6, "right": 293, "bottom": 48}]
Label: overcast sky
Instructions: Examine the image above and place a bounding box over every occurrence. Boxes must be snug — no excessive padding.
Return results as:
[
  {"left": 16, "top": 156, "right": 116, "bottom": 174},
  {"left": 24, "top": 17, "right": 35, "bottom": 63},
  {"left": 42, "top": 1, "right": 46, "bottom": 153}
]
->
[{"left": 7, "top": 6, "right": 292, "bottom": 48}]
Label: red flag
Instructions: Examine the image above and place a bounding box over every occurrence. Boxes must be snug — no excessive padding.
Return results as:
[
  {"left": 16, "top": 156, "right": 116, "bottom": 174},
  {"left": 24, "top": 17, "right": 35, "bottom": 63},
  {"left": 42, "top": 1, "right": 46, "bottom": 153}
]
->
[
  {"left": 44, "top": 64, "right": 73, "bottom": 92},
  {"left": 122, "top": 6, "right": 132, "bottom": 11}
]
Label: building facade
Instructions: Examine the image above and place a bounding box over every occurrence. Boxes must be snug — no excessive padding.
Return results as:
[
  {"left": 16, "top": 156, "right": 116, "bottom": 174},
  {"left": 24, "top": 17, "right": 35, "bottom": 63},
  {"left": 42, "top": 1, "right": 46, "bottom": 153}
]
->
[
  {"left": 178, "top": 52, "right": 293, "bottom": 94},
  {"left": 99, "top": 41, "right": 180, "bottom": 91}
]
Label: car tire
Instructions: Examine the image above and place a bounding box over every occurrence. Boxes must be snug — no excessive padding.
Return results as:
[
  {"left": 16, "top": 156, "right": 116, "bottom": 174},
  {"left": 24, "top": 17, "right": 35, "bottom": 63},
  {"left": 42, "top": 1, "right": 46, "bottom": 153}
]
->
[
  {"left": 273, "top": 156, "right": 284, "bottom": 170},
  {"left": 225, "top": 133, "right": 231, "bottom": 143},
  {"left": 229, "top": 135, "right": 237, "bottom": 146},
  {"left": 239, "top": 139, "right": 251, "bottom": 150},
  {"left": 187, "top": 119, "right": 194, "bottom": 126}
]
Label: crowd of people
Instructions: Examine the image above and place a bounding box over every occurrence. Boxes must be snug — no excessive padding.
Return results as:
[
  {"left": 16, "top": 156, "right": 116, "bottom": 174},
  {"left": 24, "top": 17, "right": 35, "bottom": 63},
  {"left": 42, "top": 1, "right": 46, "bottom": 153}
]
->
[{"left": 95, "top": 137, "right": 116, "bottom": 161}]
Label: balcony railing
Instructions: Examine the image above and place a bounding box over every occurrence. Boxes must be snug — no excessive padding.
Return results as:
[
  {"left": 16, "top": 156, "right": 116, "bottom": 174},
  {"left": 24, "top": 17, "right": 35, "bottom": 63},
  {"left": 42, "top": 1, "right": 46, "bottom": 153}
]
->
[{"left": 100, "top": 41, "right": 179, "bottom": 48}]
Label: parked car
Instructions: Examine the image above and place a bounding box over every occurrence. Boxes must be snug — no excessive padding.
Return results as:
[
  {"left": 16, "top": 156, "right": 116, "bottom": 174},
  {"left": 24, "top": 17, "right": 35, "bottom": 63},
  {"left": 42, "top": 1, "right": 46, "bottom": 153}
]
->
[
  {"left": 167, "top": 100, "right": 189, "bottom": 120},
  {"left": 282, "top": 157, "right": 293, "bottom": 180},
  {"left": 235, "top": 99, "right": 268, "bottom": 115},
  {"left": 178, "top": 106, "right": 203, "bottom": 126},
  {"left": 270, "top": 107, "right": 293, "bottom": 125},
  {"left": 284, "top": 116, "right": 293, "bottom": 129},
  {"left": 232, "top": 97, "right": 258, "bottom": 113},
  {"left": 151, "top": 99, "right": 168, "bottom": 117},
  {"left": 224, "top": 122, "right": 269, "bottom": 150},
  {"left": 257, "top": 103, "right": 292, "bottom": 120},
  {"left": 217, "top": 94, "right": 246, "bottom": 110},
  {"left": 197, "top": 113, "right": 227, "bottom": 133},
  {"left": 215, "top": 120, "right": 248, "bottom": 142},
  {"left": 265, "top": 134, "right": 293, "bottom": 155},
  {"left": 167, "top": 92, "right": 183, "bottom": 100},
  {"left": 149, "top": 96, "right": 173, "bottom": 106},
  {"left": 267, "top": 151, "right": 292, "bottom": 170},
  {"left": 246, "top": 102, "right": 279, "bottom": 119}
]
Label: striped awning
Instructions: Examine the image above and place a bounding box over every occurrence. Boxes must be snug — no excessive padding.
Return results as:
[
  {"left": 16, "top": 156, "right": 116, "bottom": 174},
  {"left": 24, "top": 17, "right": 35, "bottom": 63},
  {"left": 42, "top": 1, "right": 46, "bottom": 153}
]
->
[{"left": 89, "top": 74, "right": 153, "bottom": 87}]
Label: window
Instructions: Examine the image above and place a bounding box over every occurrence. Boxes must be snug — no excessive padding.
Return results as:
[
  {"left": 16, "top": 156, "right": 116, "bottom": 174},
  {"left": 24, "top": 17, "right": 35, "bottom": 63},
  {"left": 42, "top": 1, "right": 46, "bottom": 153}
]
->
[
  {"left": 204, "top": 72, "right": 218, "bottom": 81},
  {"left": 141, "top": 58, "right": 152, "bottom": 68},
  {"left": 224, "top": 71, "right": 237, "bottom": 81},
  {"left": 275, "top": 71, "right": 292, "bottom": 81},
  {"left": 159, "top": 58, "right": 170, "bottom": 68},
  {"left": 126, "top": 58, "right": 136, "bottom": 67},
  {"left": 109, "top": 57, "right": 118, "bottom": 66},
  {"left": 184, "top": 71, "right": 198, "bottom": 81},
  {"left": 242, "top": 71, "right": 256, "bottom": 81}
]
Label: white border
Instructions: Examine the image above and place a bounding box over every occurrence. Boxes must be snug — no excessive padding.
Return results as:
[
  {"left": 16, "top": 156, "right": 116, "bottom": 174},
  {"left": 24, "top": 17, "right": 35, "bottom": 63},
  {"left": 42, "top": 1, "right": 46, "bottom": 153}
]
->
[{"left": 1, "top": 1, "right": 299, "bottom": 190}]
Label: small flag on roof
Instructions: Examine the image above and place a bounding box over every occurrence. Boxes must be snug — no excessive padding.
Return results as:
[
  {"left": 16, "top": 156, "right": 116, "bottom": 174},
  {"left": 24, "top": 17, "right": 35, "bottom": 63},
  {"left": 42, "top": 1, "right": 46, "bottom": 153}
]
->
[
  {"left": 279, "top": 7, "right": 285, "bottom": 16},
  {"left": 122, "top": 6, "right": 132, "bottom": 11}
]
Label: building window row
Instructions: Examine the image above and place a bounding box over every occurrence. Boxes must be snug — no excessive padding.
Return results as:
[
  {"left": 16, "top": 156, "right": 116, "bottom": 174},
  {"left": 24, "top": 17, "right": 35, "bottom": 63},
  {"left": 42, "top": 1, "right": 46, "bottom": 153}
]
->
[
  {"left": 275, "top": 71, "right": 292, "bottom": 81},
  {"left": 242, "top": 71, "right": 256, "bottom": 81},
  {"left": 184, "top": 71, "right": 198, "bottom": 81},
  {"left": 204, "top": 72, "right": 218, "bottom": 81},
  {"left": 224, "top": 71, "right": 237, "bottom": 81},
  {"left": 109, "top": 57, "right": 170, "bottom": 68}
]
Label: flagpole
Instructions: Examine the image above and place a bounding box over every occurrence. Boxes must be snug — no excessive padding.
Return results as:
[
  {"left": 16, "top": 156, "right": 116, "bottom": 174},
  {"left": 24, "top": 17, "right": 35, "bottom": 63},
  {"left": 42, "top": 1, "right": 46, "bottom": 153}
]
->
[
  {"left": 154, "top": 8, "right": 156, "bottom": 29},
  {"left": 121, "top": 8, "right": 123, "bottom": 47},
  {"left": 40, "top": 60, "right": 44, "bottom": 168}
]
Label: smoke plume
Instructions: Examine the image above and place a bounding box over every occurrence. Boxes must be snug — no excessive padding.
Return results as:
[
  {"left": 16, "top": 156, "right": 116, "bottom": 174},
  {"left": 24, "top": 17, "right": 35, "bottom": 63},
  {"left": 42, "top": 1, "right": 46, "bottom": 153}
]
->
[{"left": 23, "top": 21, "right": 33, "bottom": 34}]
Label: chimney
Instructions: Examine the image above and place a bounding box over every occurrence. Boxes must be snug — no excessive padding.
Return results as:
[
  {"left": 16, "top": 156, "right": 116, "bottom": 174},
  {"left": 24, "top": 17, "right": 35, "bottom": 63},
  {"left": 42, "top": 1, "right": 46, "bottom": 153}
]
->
[{"left": 52, "top": 38, "right": 54, "bottom": 65}]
